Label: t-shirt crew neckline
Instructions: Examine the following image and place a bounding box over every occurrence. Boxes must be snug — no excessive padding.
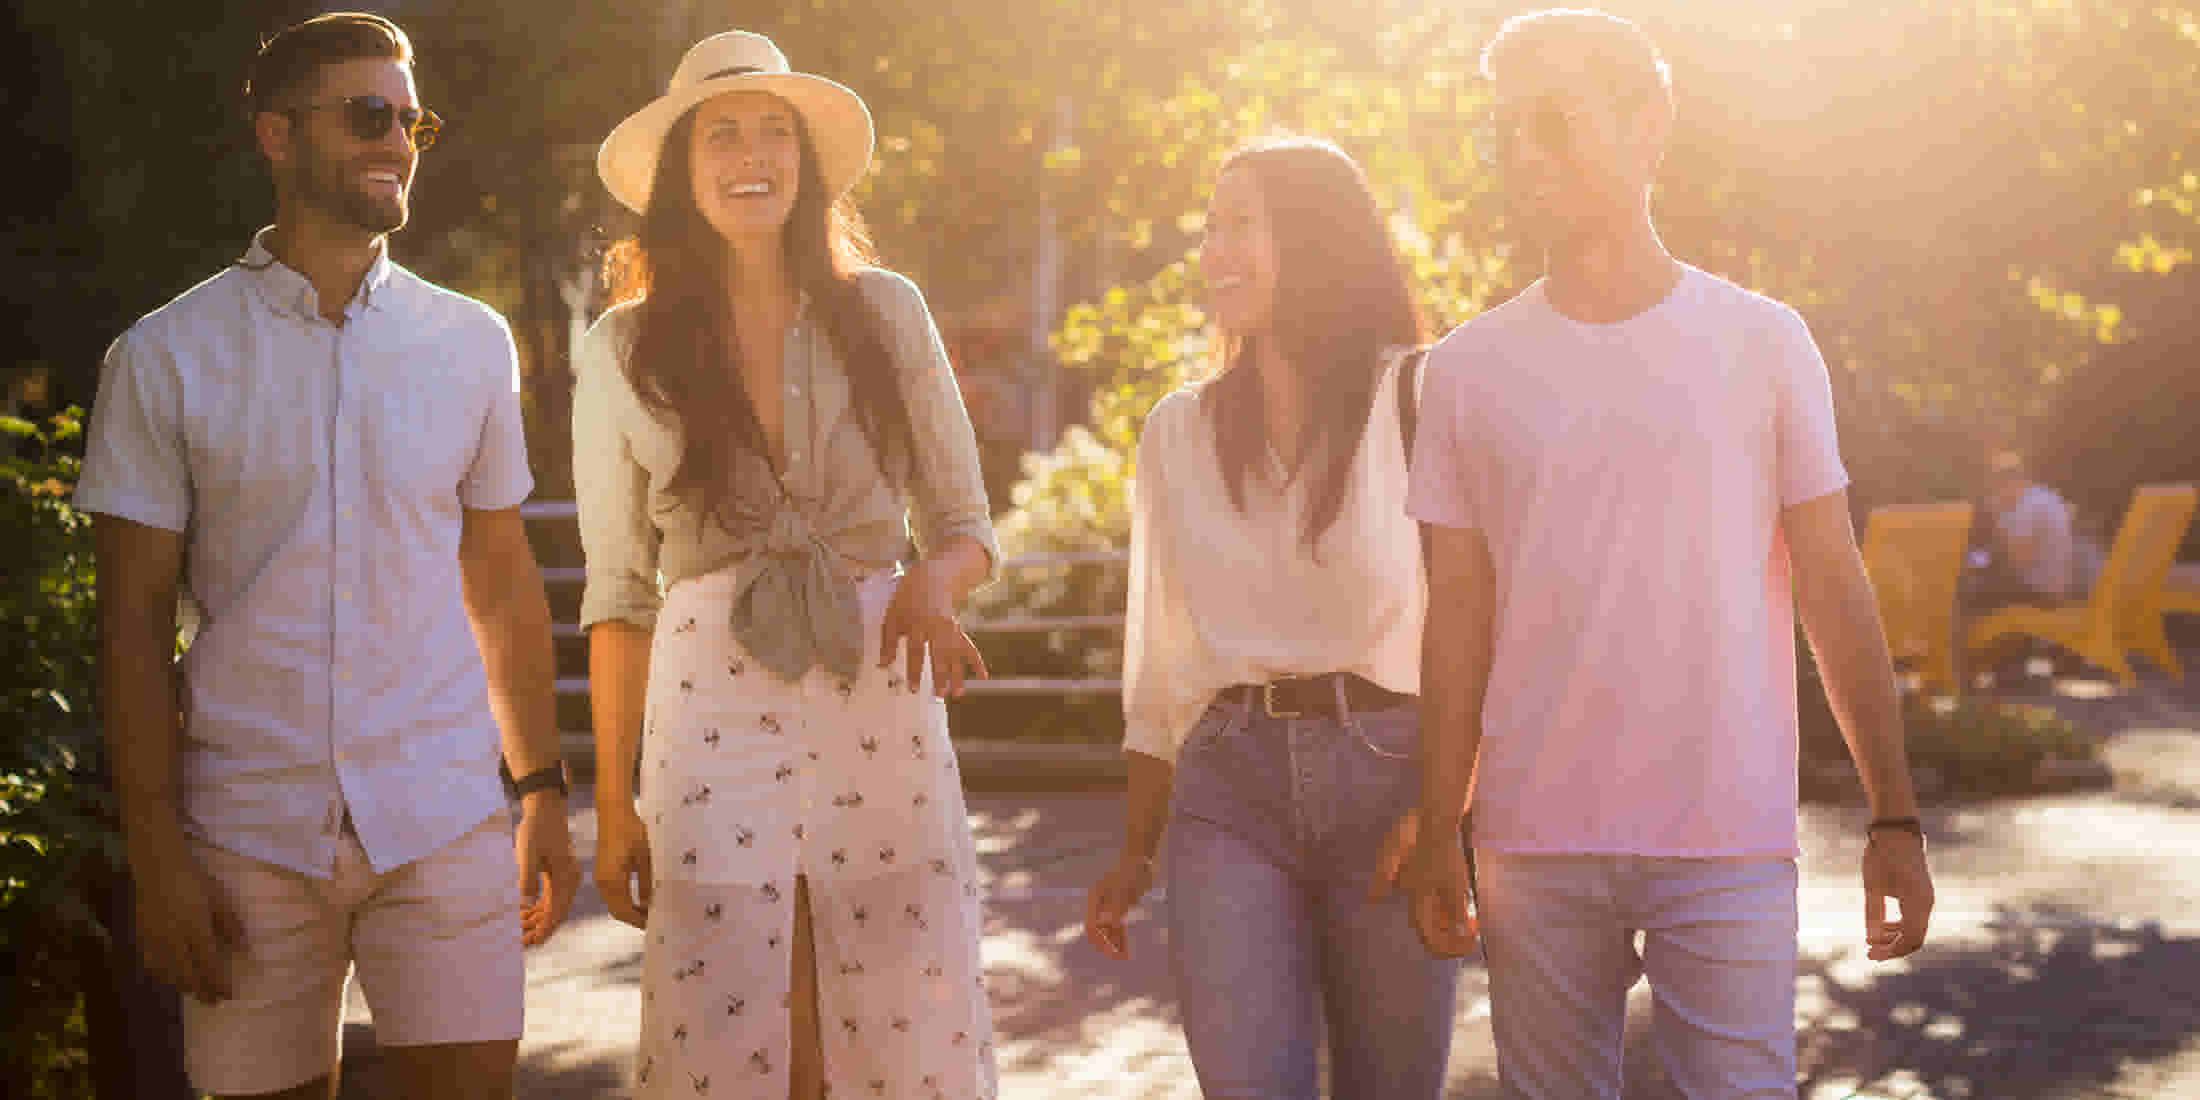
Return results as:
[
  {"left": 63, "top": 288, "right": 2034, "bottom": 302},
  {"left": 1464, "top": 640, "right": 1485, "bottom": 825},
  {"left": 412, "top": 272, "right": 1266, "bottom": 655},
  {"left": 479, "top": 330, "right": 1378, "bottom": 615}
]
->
[{"left": 1531, "top": 263, "right": 1701, "bottom": 336}]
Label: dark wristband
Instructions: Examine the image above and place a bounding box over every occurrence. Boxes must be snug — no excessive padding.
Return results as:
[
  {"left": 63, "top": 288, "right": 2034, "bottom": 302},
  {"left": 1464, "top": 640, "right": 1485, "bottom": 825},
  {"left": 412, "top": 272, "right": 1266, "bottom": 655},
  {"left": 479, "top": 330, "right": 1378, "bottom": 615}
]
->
[
  {"left": 1867, "top": 816, "right": 1923, "bottom": 838},
  {"left": 506, "top": 762, "right": 569, "bottom": 800}
]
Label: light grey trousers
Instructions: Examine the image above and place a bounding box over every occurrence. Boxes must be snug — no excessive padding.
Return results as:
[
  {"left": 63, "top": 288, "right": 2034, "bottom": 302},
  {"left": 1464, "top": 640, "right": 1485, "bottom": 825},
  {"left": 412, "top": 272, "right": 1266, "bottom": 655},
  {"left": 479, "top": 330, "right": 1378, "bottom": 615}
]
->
[{"left": 1476, "top": 853, "right": 1800, "bottom": 1099}]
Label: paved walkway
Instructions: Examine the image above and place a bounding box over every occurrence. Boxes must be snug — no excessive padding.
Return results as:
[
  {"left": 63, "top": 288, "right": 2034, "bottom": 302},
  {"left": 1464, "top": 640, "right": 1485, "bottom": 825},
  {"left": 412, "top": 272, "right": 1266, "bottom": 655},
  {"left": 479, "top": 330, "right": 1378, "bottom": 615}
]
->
[{"left": 338, "top": 661, "right": 2200, "bottom": 1099}]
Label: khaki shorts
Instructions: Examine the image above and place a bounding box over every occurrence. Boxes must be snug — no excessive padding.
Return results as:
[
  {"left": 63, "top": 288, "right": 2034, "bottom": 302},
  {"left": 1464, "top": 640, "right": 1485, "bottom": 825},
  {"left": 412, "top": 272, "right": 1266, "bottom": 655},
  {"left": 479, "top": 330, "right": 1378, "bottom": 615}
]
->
[{"left": 181, "top": 812, "right": 524, "bottom": 1095}]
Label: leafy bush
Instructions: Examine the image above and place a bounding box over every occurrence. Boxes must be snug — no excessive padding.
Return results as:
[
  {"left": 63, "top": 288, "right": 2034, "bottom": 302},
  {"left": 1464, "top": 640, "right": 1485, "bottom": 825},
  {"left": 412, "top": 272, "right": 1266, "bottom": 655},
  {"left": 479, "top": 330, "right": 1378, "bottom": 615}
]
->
[
  {"left": 953, "top": 263, "right": 1205, "bottom": 743},
  {"left": 1800, "top": 644, "right": 2097, "bottom": 801},
  {"left": 1903, "top": 697, "right": 2097, "bottom": 796},
  {"left": 0, "top": 408, "right": 114, "bottom": 1098}
]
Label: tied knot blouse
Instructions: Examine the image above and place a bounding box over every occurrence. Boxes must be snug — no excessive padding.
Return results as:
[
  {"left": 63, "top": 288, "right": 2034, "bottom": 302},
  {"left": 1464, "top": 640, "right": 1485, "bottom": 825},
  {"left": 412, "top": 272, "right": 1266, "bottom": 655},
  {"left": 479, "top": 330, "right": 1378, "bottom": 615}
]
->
[{"left": 573, "top": 267, "right": 999, "bottom": 682}]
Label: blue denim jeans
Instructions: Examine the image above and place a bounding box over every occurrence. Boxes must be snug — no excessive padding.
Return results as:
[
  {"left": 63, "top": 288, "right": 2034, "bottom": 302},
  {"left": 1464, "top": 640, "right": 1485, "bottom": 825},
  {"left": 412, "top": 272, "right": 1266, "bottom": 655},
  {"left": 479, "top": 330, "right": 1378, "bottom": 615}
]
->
[{"left": 1164, "top": 691, "right": 1462, "bottom": 1099}]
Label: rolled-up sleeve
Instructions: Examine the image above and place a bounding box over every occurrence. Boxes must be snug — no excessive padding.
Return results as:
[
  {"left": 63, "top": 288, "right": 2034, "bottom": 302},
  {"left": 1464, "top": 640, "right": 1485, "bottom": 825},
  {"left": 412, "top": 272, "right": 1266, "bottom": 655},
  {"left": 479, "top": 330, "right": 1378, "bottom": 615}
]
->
[
  {"left": 571, "top": 309, "right": 663, "bottom": 631},
  {"left": 866, "top": 269, "right": 1000, "bottom": 578},
  {"left": 76, "top": 328, "right": 192, "bottom": 532}
]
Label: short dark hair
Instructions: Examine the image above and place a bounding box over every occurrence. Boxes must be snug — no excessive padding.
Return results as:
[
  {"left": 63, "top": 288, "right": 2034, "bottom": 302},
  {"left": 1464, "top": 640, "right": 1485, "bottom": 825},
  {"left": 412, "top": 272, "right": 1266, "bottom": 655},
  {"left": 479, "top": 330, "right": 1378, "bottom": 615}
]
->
[
  {"left": 1481, "top": 8, "right": 1672, "bottom": 113},
  {"left": 243, "top": 11, "right": 412, "bottom": 118}
]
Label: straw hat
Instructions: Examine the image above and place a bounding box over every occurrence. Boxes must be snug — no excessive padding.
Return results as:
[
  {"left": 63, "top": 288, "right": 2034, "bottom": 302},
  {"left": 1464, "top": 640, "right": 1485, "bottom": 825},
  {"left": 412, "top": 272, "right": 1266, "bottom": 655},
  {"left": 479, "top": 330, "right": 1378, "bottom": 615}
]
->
[{"left": 597, "top": 31, "right": 873, "bottom": 215}]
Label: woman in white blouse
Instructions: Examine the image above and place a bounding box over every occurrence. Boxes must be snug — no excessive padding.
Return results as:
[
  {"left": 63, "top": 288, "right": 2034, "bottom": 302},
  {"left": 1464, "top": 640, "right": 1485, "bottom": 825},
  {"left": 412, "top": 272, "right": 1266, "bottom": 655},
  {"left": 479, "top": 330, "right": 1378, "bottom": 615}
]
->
[{"left": 1083, "top": 136, "right": 1462, "bottom": 1097}]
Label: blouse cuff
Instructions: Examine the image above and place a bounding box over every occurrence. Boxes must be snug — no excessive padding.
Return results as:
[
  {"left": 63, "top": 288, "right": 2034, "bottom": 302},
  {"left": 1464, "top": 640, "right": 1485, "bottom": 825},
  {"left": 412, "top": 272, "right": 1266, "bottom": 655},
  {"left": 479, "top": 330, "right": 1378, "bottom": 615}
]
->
[
  {"left": 923, "top": 518, "right": 1002, "bottom": 585},
  {"left": 1121, "top": 716, "right": 1181, "bottom": 765},
  {"left": 578, "top": 571, "right": 662, "bottom": 633},
  {"left": 1122, "top": 697, "right": 1206, "bottom": 765}
]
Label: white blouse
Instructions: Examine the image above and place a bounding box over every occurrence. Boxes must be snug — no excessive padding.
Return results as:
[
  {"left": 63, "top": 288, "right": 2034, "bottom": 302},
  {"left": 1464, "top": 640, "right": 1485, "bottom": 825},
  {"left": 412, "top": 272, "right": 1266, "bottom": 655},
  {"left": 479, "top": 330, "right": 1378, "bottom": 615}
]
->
[{"left": 1123, "top": 354, "right": 1426, "bottom": 762}]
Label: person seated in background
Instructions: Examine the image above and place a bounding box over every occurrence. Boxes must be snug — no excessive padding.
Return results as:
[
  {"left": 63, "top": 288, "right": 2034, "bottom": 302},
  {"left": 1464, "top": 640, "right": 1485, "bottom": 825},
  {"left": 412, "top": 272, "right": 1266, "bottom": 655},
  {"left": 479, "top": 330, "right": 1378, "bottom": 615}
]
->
[
  {"left": 1972, "top": 450, "right": 2077, "bottom": 610},
  {"left": 1963, "top": 449, "right": 2078, "bottom": 687}
]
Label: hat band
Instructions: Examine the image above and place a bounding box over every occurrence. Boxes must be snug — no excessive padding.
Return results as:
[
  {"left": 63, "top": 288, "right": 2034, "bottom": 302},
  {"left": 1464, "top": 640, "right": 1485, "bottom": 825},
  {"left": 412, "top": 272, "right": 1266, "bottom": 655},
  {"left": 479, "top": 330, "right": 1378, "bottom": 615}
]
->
[{"left": 703, "top": 65, "right": 765, "bottom": 80}]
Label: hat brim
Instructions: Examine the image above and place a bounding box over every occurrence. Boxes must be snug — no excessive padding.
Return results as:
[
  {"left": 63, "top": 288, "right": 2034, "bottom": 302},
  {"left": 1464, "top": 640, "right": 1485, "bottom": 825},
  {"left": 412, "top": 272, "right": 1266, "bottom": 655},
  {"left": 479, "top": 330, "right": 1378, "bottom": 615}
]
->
[{"left": 598, "top": 71, "right": 873, "bottom": 216}]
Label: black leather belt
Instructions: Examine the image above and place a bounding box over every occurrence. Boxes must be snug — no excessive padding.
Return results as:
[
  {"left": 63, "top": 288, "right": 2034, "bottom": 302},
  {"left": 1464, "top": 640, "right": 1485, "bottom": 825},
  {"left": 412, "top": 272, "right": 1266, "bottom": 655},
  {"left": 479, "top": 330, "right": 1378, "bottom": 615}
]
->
[{"left": 1225, "top": 672, "right": 1413, "bottom": 719}]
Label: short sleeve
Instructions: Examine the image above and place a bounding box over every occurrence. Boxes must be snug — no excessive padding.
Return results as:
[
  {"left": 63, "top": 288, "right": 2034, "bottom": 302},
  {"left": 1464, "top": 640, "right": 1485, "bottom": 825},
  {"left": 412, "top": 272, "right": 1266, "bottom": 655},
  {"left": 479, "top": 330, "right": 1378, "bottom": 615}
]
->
[
  {"left": 458, "top": 314, "right": 535, "bottom": 511},
  {"left": 1770, "top": 305, "right": 1850, "bottom": 507},
  {"left": 571, "top": 309, "right": 664, "bottom": 632},
  {"left": 864, "top": 270, "right": 1001, "bottom": 577},
  {"left": 1120, "top": 393, "right": 1213, "bottom": 763},
  {"left": 1404, "top": 337, "right": 1482, "bottom": 531},
  {"left": 75, "top": 328, "right": 192, "bottom": 532}
]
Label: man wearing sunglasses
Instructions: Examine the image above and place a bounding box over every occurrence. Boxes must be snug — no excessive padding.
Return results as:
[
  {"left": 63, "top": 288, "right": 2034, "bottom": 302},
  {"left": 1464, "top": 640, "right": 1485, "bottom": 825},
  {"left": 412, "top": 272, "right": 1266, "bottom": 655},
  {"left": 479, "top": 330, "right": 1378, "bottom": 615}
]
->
[
  {"left": 1400, "top": 9, "right": 1935, "bottom": 1097},
  {"left": 76, "top": 12, "right": 577, "bottom": 1099}
]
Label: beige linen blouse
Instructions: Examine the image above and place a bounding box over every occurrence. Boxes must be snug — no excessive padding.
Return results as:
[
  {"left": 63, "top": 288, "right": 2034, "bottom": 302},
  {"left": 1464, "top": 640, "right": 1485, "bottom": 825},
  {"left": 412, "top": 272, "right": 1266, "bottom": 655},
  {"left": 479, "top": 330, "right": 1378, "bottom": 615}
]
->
[
  {"left": 572, "top": 267, "right": 998, "bottom": 682},
  {"left": 1123, "top": 353, "right": 1427, "bottom": 763}
]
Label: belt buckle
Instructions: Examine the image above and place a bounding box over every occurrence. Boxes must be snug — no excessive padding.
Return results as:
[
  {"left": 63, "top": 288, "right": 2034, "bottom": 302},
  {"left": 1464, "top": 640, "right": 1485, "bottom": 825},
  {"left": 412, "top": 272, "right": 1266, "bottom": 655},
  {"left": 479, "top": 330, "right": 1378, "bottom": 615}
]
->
[{"left": 1262, "top": 678, "right": 1303, "bottom": 719}]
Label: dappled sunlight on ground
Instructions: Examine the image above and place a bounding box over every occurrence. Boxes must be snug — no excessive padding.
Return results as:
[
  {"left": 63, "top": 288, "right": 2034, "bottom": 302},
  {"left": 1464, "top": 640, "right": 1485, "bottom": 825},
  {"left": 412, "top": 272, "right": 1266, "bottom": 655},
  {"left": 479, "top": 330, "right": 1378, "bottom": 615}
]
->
[
  {"left": 337, "top": 654, "right": 2200, "bottom": 1096},
  {"left": 1795, "top": 910, "right": 2200, "bottom": 1100}
]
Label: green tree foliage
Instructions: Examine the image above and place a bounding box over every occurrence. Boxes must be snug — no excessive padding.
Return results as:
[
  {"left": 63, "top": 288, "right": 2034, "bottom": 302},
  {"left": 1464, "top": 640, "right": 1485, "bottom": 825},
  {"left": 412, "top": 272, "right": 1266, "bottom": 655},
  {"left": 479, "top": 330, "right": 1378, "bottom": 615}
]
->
[
  {"left": 15, "top": 3, "right": 2198, "bottom": 725},
  {"left": 0, "top": 410, "right": 113, "bottom": 1098},
  {"left": 970, "top": 0, "right": 2200, "bottom": 729}
]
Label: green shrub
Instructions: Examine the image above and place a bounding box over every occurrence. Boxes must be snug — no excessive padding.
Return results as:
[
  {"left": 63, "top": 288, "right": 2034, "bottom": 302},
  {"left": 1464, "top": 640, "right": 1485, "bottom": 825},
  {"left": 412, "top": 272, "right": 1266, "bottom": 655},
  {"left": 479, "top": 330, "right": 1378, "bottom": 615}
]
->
[
  {"left": 0, "top": 408, "right": 114, "bottom": 1098},
  {"left": 955, "top": 262, "right": 1207, "bottom": 743},
  {"left": 1799, "top": 643, "right": 2097, "bottom": 800},
  {"left": 1902, "top": 697, "right": 2096, "bottom": 797}
]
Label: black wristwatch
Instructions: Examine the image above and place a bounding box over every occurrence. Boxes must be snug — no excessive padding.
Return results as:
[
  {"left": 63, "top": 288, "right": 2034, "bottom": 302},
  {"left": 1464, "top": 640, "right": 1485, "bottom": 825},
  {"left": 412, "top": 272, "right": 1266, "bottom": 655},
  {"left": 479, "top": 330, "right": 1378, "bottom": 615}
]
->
[{"left": 504, "top": 761, "right": 569, "bottom": 800}]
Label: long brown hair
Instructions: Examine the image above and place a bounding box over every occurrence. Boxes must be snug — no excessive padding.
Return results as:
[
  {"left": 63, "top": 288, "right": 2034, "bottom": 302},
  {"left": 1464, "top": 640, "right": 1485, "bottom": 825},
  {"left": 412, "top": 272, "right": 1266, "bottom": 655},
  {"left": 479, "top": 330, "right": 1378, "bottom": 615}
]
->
[
  {"left": 1203, "top": 137, "right": 1426, "bottom": 550},
  {"left": 603, "top": 98, "right": 912, "bottom": 534}
]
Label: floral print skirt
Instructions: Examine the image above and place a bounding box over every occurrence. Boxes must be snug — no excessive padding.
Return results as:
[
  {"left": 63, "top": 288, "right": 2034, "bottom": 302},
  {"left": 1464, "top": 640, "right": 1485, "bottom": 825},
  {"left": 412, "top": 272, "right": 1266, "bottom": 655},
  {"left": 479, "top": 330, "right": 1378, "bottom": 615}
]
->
[{"left": 633, "top": 566, "right": 996, "bottom": 1099}]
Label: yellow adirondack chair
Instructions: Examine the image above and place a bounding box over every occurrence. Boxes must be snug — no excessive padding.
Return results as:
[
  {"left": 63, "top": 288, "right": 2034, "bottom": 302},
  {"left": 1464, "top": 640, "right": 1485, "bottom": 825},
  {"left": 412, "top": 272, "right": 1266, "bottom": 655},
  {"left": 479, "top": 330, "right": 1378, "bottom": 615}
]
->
[
  {"left": 1859, "top": 502, "right": 1974, "bottom": 694},
  {"left": 1966, "top": 484, "right": 2197, "bottom": 685},
  {"left": 2157, "top": 562, "right": 2200, "bottom": 621}
]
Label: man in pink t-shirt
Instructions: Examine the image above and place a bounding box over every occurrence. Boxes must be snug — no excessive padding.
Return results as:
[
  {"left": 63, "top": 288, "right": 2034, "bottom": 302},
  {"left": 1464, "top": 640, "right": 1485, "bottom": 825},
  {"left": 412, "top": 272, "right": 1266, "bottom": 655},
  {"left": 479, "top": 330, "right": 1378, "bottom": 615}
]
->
[{"left": 1395, "top": 10, "right": 1935, "bottom": 1097}]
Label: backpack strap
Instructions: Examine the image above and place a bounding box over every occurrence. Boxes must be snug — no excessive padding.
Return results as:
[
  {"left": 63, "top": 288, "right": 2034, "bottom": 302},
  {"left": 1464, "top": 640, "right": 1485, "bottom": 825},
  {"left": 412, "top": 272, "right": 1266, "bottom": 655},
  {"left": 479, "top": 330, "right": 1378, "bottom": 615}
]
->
[{"left": 1396, "top": 346, "right": 1427, "bottom": 466}]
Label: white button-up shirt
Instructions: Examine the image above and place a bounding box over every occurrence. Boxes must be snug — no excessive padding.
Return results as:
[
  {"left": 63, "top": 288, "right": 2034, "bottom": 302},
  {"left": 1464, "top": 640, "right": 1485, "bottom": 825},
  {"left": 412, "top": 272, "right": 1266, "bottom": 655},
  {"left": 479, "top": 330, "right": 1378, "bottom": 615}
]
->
[
  {"left": 1123, "top": 352, "right": 1428, "bottom": 763},
  {"left": 76, "top": 229, "right": 535, "bottom": 877}
]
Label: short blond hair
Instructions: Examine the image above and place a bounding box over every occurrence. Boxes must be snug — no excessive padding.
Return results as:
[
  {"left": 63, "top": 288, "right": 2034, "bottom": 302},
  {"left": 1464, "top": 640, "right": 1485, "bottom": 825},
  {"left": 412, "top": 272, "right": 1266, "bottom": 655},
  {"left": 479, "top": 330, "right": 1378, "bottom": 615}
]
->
[{"left": 1481, "top": 8, "right": 1672, "bottom": 112}]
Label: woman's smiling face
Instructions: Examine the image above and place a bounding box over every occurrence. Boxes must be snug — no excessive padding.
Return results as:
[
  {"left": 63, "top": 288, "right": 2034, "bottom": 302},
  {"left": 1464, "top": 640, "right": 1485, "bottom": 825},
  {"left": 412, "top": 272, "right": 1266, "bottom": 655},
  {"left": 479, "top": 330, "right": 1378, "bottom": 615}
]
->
[
  {"left": 1199, "top": 163, "right": 1280, "bottom": 339},
  {"left": 688, "top": 90, "right": 804, "bottom": 244}
]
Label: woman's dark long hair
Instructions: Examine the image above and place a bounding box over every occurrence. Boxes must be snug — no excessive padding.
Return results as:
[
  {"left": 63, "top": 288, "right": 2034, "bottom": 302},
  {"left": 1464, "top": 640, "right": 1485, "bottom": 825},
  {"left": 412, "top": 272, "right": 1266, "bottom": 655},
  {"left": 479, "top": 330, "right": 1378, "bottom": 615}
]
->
[
  {"left": 1203, "top": 136, "right": 1427, "bottom": 550},
  {"left": 603, "top": 99, "right": 912, "bottom": 534}
]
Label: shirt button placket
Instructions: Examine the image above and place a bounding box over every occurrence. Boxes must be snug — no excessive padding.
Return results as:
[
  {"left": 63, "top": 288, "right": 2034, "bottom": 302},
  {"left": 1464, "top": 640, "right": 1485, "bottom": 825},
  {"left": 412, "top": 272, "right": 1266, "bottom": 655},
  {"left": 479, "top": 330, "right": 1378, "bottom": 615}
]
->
[{"left": 329, "top": 320, "right": 352, "bottom": 834}]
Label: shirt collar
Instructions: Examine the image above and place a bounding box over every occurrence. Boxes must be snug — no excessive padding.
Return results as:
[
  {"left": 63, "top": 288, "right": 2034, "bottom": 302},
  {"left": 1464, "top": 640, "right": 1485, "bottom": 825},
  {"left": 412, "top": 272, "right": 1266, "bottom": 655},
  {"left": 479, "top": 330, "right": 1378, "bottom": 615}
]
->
[{"left": 238, "top": 226, "right": 397, "bottom": 322}]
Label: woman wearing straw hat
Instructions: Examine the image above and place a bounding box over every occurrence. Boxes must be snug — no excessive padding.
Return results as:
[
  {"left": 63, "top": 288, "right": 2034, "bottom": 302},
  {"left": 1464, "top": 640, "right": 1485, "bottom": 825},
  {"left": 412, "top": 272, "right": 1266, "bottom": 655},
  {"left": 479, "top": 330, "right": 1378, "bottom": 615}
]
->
[{"left": 574, "top": 31, "right": 999, "bottom": 1099}]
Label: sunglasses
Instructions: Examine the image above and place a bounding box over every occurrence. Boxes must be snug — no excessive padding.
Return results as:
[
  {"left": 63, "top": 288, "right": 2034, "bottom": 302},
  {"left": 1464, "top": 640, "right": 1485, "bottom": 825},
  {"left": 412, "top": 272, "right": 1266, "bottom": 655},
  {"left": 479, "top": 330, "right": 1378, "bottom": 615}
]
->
[
  {"left": 1476, "top": 98, "right": 1586, "bottom": 167},
  {"left": 287, "top": 95, "right": 442, "bottom": 151}
]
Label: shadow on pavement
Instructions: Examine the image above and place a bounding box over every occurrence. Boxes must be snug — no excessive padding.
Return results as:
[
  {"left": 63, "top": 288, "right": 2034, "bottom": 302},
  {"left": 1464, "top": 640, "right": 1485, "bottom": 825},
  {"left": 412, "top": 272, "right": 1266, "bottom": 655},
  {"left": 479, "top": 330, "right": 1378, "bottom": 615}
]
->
[
  {"left": 513, "top": 1042, "right": 632, "bottom": 1098},
  {"left": 1796, "top": 904, "right": 2200, "bottom": 1099}
]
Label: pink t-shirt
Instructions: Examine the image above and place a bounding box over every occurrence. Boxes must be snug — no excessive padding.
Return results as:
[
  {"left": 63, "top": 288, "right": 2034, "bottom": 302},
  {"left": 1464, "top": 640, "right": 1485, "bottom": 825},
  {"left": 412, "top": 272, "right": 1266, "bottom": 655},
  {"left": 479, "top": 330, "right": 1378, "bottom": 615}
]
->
[{"left": 1406, "top": 265, "right": 1849, "bottom": 857}]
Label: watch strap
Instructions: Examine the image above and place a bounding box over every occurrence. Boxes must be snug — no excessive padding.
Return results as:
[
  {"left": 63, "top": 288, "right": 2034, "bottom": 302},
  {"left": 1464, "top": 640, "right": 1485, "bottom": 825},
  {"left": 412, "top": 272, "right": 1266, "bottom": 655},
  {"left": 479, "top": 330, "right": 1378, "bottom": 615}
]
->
[{"left": 509, "top": 762, "right": 569, "bottom": 799}]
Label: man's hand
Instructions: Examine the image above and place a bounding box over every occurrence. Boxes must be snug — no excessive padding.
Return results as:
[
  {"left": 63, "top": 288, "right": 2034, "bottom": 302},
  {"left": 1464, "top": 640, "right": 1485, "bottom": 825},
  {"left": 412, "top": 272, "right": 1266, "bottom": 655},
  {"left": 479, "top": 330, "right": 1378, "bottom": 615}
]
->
[
  {"left": 515, "top": 791, "right": 580, "bottom": 946},
  {"left": 131, "top": 829, "right": 244, "bottom": 1003},
  {"left": 594, "top": 799, "right": 653, "bottom": 929},
  {"left": 1369, "top": 809, "right": 1421, "bottom": 902},
  {"left": 1401, "top": 824, "right": 1479, "bottom": 959},
  {"left": 879, "top": 558, "right": 988, "bottom": 698},
  {"left": 1863, "top": 829, "right": 1933, "bottom": 960},
  {"left": 1084, "top": 857, "right": 1156, "bottom": 961}
]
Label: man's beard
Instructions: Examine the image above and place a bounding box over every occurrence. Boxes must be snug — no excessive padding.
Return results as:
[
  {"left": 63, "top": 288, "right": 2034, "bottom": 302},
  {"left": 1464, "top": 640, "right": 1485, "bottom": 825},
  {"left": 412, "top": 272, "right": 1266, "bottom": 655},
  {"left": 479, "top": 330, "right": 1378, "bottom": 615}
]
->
[{"left": 296, "top": 134, "right": 408, "bottom": 235}]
